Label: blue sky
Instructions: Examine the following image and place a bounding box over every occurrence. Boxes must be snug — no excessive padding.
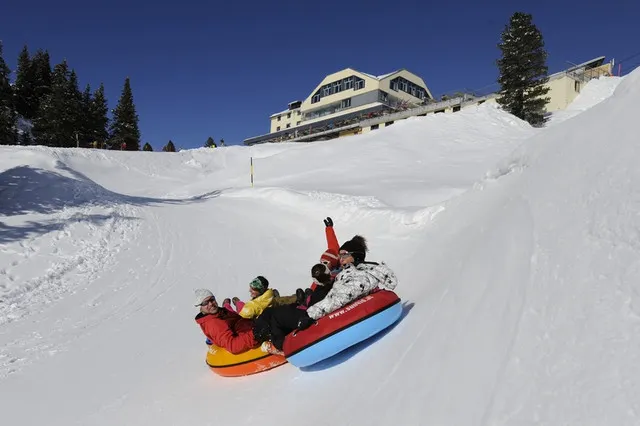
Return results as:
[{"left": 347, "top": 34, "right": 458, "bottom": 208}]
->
[{"left": 1, "top": 0, "right": 639, "bottom": 150}]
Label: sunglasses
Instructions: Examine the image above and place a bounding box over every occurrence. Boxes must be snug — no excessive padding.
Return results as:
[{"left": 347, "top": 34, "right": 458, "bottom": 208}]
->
[
  {"left": 200, "top": 297, "right": 216, "bottom": 307},
  {"left": 339, "top": 252, "right": 352, "bottom": 258}
]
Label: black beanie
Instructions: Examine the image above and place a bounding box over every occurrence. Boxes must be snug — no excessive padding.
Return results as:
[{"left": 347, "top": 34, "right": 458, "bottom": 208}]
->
[
  {"left": 339, "top": 235, "right": 368, "bottom": 264},
  {"left": 311, "top": 263, "right": 332, "bottom": 285},
  {"left": 250, "top": 276, "right": 269, "bottom": 292}
]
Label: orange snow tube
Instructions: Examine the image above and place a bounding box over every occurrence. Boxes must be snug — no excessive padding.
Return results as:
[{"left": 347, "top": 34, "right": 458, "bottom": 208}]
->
[{"left": 205, "top": 344, "right": 287, "bottom": 377}]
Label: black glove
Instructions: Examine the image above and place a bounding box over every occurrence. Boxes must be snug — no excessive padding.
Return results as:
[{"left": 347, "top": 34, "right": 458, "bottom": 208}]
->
[
  {"left": 297, "top": 315, "right": 315, "bottom": 331},
  {"left": 323, "top": 217, "right": 333, "bottom": 227}
]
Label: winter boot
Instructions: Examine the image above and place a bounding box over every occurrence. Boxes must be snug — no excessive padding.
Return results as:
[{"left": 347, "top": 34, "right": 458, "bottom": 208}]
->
[
  {"left": 260, "top": 341, "right": 285, "bottom": 357},
  {"left": 296, "top": 288, "right": 306, "bottom": 305}
]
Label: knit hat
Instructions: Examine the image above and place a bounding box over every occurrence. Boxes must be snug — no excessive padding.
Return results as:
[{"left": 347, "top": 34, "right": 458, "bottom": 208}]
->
[
  {"left": 339, "top": 235, "right": 368, "bottom": 264},
  {"left": 320, "top": 248, "right": 339, "bottom": 269},
  {"left": 194, "top": 288, "right": 214, "bottom": 306},
  {"left": 249, "top": 276, "right": 269, "bottom": 293}
]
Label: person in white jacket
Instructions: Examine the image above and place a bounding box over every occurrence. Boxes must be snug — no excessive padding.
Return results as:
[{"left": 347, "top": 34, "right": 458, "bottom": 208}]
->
[{"left": 305, "top": 235, "right": 398, "bottom": 321}]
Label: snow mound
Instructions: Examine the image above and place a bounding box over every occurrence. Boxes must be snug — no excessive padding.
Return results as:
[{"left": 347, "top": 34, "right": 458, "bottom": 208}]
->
[
  {"left": 224, "top": 187, "right": 445, "bottom": 235},
  {"left": 407, "top": 66, "right": 640, "bottom": 425}
]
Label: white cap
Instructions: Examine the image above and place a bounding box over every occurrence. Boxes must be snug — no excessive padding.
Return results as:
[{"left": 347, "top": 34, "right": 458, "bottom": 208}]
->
[{"left": 194, "top": 288, "right": 214, "bottom": 307}]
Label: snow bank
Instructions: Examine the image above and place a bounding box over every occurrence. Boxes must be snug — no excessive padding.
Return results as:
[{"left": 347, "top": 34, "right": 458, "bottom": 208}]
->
[{"left": 405, "top": 67, "right": 640, "bottom": 425}]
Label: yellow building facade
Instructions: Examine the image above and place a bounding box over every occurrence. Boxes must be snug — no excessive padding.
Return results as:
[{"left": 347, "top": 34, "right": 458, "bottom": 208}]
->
[
  {"left": 544, "top": 57, "right": 612, "bottom": 112},
  {"left": 267, "top": 68, "right": 432, "bottom": 135}
]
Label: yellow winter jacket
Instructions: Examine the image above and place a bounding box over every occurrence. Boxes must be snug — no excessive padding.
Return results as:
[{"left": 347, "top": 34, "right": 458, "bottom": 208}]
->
[{"left": 238, "top": 289, "right": 275, "bottom": 319}]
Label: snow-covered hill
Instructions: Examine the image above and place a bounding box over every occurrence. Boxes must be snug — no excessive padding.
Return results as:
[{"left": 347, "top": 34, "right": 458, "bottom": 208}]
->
[{"left": 0, "top": 71, "right": 638, "bottom": 425}]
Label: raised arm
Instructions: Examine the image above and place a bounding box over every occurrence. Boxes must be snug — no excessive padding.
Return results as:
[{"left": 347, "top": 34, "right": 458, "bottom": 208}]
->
[{"left": 324, "top": 217, "right": 340, "bottom": 252}]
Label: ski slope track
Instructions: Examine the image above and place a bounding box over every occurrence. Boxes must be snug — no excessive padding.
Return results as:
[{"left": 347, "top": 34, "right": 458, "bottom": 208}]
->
[{"left": 0, "top": 71, "right": 638, "bottom": 425}]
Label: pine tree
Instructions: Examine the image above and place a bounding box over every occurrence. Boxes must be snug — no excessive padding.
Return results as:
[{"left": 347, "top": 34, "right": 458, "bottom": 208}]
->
[
  {"left": 67, "top": 70, "right": 83, "bottom": 146},
  {"left": 13, "top": 45, "right": 37, "bottom": 119},
  {"left": 496, "top": 12, "right": 550, "bottom": 126},
  {"left": 219, "top": 138, "right": 225, "bottom": 147},
  {"left": 33, "top": 60, "right": 77, "bottom": 146},
  {"left": 163, "top": 140, "right": 176, "bottom": 152},
  {"left": 204, "top": 136, "right": 216, "bottom": 148},
  {"left": 30, "top": 49, "right": 52, "bottom": 116},
  {"left": 79, "top": 84, "right": 93, "bottom": 147},
  {"left": 142, "top": 142, "right": 153, "bottom": 151},
  {"left": 90, "top": 83, "right": 109, "bottom": 146},
  {"left": 0, "top": 41, "right": 17, "bottom": 145},
  {"left": 110, "top": 77, "right": 140, "bottom": 150}
]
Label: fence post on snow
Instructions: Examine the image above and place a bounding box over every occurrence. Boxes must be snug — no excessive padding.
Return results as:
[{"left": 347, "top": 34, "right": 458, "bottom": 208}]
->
[{"left": 250, "top": 157, "right": 254, "bottom": 188}]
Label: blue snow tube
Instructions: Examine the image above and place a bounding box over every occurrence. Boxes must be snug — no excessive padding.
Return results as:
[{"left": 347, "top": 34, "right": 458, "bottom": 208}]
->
[{"left": 283, "top": 290, "right": 402, "bottom": 368}]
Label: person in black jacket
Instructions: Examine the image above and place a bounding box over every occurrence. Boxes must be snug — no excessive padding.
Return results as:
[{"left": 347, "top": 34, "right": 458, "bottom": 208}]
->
[{"left": 253, "top": 262, "right": 334, "bottom": 354}]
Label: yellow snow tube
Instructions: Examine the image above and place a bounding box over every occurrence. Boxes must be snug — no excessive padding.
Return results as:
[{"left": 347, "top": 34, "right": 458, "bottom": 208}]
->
[{"left": 205, "top": 344, "right": 286, "bottom": 377}]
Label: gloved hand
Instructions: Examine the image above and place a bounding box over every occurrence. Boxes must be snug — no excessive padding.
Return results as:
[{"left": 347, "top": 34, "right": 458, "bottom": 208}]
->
[
  {"left": 323, "top": 217, "right": 333, "bottom": 227},
  {"left": 297, "top": 315, "right": 315, "bottom": 331}
]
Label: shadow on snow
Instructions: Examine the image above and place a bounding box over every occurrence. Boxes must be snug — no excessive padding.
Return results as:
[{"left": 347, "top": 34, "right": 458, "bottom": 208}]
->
[
  {"left": 0, "top": 162, "right": 221, "bottom": 216},
  {"left": 0, "top": 161, "right": 222, "bottom": 244},
  {"left": 0, "top": 162, "right": 223, "bottom": 217},
  {"left": 0, "top": 213, "right": 140, "bottom": 245}
]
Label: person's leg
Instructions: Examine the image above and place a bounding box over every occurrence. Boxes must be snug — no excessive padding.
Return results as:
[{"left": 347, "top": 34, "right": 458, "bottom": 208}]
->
[{"left": 269, "top": 305, "right": 306, "bottom": 350}]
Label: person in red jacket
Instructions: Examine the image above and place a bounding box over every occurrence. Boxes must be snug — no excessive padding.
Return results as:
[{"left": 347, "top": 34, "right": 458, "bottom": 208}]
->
[{"left": 194, "top": 289, "right": 259, "bottom": 355}]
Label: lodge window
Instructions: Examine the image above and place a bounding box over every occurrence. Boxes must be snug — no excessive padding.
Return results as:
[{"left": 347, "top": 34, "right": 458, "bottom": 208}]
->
[
  {"left": 311, "top": 75, "right": 366, "bottom": 103},
  {"left": 390, "top": 76, "right": 429, "bottom": 100},
  {"left": 344, "top": 77, "right": 353, "bottom": 90}
]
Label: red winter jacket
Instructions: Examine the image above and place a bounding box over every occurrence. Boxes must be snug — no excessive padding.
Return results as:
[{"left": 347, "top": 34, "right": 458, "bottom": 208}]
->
[
  {"left": 310, "top": 226, "right": 341, "bottom": 291},
  {"left": 195, "top": 308, "right": 258, "bottom": 355},
  {"left": 326, "top": 225, "right": 340, "bottom": 254}
]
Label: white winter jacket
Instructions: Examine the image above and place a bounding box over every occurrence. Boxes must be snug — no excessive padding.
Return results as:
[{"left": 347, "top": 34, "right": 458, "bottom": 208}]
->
[{"left": 306, "top": 261, "right": 398, "bottom": 320}]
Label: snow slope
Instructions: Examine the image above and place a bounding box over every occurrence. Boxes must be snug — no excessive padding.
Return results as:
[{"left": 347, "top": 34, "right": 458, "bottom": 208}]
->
[{"left": 1, "top": 72, "right": 638, "bottom": 425}]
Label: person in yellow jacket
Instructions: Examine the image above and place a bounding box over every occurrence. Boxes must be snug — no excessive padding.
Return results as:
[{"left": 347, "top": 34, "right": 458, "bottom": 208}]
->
[{"left": 223, "top": 276, "right": 297, "bottom": 319}]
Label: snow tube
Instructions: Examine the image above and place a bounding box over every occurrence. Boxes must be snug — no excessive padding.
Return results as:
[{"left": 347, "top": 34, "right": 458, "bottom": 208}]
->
[
  {"left": 205, "top": 344, "right": 287, "bottom": 377},
  {"left": 282, "top": 289, "right": 402, "bottom": 368}
]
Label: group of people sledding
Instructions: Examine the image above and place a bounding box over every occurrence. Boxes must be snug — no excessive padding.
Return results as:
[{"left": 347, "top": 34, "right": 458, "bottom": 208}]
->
[{"left": 193, "top": 217, "right": 399, "bottom": 357}]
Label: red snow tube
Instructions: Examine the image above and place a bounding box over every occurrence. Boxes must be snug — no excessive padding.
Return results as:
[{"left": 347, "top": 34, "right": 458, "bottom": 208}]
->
[{"left": 282, "top": 289, "right": 400, "bottom": 358}]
